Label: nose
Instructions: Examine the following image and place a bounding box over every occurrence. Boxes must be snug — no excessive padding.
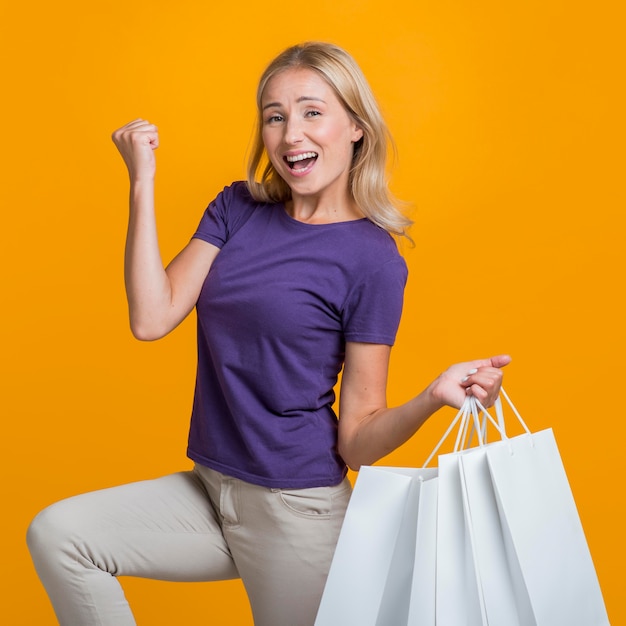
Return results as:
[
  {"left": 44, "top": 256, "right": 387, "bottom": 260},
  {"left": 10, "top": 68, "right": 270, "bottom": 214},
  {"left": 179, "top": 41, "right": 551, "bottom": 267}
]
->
[{"left": 284, "top": 117, "right": 304, "bottom": 145}]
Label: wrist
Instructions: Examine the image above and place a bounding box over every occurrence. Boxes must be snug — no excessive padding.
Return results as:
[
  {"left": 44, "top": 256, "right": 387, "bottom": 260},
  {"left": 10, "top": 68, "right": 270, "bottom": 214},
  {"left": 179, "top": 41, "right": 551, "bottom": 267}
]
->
[
  {"left": 129, "top": 172, "right": 155, "bottom": 187},
  {"left": 423, "top": 377, "right": 448, "bottom": 413},
  {"left": 129, "top": 176, "right": 155, "bottom": 202}
]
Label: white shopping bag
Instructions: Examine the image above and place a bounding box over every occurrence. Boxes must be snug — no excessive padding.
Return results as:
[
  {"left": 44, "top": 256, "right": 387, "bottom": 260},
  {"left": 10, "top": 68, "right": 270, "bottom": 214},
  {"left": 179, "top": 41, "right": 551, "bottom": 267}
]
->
[
  {"left": 459, "top": 442, "right": 533, "bottom": 625},
  {"left": 486, "top": 426, "right": 610, "bottom": 625},
  {"left": 315, "top": 465, "right": 436, "bottom": 626},
  {"left": 317, "top": 389, "right": 610, "bottom": 626},
  {"left": 411, "top": 398, "right": 485, "bottom": 626},
  {"left": 407, "top": 475, "right": 438, "bottom": 626},
  {"left": 377, "top": 473, "right": 438, "bottom": 626},
  {"left": 458, "top": 393, "right": 610, "bottom": 626},
  {"left": 436, "top": 449, "right": 484, "bottom": 626}
]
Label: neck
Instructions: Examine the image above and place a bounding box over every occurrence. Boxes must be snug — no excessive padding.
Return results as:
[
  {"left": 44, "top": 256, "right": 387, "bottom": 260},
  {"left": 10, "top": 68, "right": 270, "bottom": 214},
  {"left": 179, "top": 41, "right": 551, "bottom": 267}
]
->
[{"left": 287, "top": 192, "right": 364, "bottom": 225}]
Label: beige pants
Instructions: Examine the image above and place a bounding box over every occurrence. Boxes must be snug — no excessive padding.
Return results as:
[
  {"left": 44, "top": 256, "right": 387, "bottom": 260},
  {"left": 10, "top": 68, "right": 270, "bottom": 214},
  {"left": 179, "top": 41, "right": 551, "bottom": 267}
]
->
[{"left": 27, "top": 465, "right": 352, "bottom": 626}]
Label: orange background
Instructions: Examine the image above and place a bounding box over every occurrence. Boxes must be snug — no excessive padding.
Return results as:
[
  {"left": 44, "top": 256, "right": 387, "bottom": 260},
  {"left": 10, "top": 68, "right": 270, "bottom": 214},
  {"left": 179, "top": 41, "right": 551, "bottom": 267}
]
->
[{"left": 1, "top": 1, "right": 624, "bottom": 623}]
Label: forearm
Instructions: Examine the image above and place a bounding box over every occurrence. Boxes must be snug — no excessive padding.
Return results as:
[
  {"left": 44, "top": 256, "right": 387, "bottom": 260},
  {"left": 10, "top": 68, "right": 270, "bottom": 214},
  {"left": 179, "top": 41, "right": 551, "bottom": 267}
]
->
[
  {"left": 338, "top": 354, "right": 510, "bottom": 471},
  {"left": 339, "top": 382, "right": 444, "bottom": 470},
  {"left": 124, "top": 178, "right": 172, "bottom": 340}
]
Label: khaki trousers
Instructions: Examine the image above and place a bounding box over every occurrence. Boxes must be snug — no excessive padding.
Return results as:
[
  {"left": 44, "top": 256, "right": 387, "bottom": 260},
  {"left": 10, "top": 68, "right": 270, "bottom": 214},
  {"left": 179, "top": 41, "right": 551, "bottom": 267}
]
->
[{"left": 27, "top": 465, "right": 352, "bottom": 625}]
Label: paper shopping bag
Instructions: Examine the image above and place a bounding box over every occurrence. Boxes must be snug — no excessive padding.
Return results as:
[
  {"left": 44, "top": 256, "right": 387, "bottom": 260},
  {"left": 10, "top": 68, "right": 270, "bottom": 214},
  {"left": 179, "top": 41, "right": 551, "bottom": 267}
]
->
[
  {"left": 485, "top": 427, "right": 610, "bottom": 626},
  {"left": 436, "top": 449, "right": 484, "bottom": 626},
  {"left": 456, "top": 394, "right": 610, "bottom": 626},
  {"left": 315, "top": 465, "right": 437, "bottom": 626},
  {"left": 406, "top": 475, "right": 438, "bottom": 626},
  {"left": 459, "top": 442, "right": 533, "bottom": 625}
]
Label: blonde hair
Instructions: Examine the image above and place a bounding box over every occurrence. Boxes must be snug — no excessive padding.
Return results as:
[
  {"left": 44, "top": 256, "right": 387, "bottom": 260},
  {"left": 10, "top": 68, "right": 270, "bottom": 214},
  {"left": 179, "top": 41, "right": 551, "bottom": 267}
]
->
[{"left": 246, "top": 42, "right": 412, "bottom": 239}]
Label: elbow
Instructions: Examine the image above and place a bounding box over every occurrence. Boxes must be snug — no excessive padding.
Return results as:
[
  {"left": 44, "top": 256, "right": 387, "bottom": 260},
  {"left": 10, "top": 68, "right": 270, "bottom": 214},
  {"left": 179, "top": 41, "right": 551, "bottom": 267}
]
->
[
  {"left": 345, "top": 459, "right": 363, "bottom": 472},
  {"left": 131, "top": 329, "right": 161, "bottom": 342},
  {"left": 341, "top": 454, "right": 371, "bottom": 473},
  {"left": 130, "top": 325, "right": 162, "bottom": 342},
  {"left": 338, "top": 441, "right": 366, "bottom": 473},
  {"left": 338, "top": 429, "right": 393, "bottom": 472},
  {"left": 129, "top": 317, "right": 169, "bottom": 342},
  {"left": 338, "top": 412, "right": 390, "bottom": 472}
]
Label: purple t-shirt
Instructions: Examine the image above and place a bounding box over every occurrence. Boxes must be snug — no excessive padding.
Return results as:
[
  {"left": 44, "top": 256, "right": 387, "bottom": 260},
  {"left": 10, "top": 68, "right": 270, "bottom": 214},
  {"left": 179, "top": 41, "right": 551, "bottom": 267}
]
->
[{"left": 187, "top": 182, "right": 408, "bottom": 488}]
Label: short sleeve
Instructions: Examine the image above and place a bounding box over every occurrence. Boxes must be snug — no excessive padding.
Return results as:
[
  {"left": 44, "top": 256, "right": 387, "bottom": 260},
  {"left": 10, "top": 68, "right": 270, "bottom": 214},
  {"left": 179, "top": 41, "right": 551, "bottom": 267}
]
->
[
  {"left": 192, "top": 182, "right": 255, "bottom": 248},
  {"left": 342, "top": 257, "right": 408, "bottom": 345}
]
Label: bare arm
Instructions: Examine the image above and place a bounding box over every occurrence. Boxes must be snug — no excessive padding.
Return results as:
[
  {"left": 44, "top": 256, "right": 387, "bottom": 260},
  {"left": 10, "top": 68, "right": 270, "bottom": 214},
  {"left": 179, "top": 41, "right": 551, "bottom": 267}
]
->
[
  {"left": 337, "top": 343, "right": 511, "bottom": 470},
  {"left": 112, "top": 119, "right": 219, "bottom": 340}
]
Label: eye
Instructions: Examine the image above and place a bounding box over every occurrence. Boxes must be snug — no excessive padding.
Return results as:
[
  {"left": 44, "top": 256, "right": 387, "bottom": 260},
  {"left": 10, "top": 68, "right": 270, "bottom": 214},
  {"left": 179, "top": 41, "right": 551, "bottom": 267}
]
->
[
  {"left": 265, "top": 114, "right": 284, "bottom": 124},
  {"left": 305, "top": 110, "right": 321, "bottom": 118}
]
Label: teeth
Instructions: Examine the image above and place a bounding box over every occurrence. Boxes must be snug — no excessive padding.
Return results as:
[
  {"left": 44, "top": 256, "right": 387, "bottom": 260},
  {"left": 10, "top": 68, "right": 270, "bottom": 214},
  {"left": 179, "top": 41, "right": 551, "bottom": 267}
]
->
[{"left": 285, "top": 152, "right": 318, "bottom": 162}]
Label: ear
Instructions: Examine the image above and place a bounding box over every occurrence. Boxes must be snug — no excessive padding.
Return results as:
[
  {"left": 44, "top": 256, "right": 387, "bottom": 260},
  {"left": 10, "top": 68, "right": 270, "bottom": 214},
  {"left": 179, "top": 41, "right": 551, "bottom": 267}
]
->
[{"left": 352, "top": 125, "right": 364, "bottom": 143}]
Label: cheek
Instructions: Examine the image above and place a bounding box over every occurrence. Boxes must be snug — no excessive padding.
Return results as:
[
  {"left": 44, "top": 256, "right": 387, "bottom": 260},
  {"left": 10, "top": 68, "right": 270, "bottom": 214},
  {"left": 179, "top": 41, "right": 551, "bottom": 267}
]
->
[
  {"left": 323, "top": 121, "right": 359, "bottom": 152},
  {"left": 261, "top": 130, "right": 282, "bottom": 165},
  {"left": 261, "top": 128, "right": 273, "bottom": 151},
  {"left": 325, "top": 127, "right": 357, "bottom": 163}
]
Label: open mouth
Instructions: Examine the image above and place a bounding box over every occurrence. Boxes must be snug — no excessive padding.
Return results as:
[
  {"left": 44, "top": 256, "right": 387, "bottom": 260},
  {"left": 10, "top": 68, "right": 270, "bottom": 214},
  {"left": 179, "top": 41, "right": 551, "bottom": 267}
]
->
[{"left": 284, "top": 152, "right": 318, "bottom": 171}]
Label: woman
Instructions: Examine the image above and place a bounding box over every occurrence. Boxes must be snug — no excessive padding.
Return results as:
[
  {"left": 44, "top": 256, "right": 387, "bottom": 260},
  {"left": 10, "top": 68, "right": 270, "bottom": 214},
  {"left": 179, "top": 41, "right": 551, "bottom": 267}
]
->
[{"left": 27, "top": 42, "right": 509, "bottom": 625}]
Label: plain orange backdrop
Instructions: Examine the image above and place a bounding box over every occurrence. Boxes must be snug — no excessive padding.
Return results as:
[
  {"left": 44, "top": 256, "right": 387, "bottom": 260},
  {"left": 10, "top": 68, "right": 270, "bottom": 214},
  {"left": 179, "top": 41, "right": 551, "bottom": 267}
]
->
[{"left": 1, "top": 0, "right": 624, "bottom": 624}]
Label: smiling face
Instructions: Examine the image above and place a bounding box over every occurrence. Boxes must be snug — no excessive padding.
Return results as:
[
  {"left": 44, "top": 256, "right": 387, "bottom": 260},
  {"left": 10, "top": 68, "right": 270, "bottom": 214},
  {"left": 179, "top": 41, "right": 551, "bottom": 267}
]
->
[{"left": 261, "top": 68, "right": 364, "bottom": 212}]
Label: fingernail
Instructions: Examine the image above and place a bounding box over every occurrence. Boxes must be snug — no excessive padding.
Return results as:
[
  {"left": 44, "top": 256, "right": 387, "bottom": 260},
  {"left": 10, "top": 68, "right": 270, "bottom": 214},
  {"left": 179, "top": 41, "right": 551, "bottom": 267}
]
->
[
  {"left": 462, "top": 376, "right": 470, "bottom": 382},
  {"left": 467, "top": 368, "right": 478, "bottom": 375}
]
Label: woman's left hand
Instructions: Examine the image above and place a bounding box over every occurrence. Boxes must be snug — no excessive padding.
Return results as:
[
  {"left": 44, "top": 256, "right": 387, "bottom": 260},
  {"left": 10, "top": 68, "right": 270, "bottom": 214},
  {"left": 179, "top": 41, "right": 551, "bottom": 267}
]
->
[{"left": 429, "top": 355, "right": 512, "bottom": 410}]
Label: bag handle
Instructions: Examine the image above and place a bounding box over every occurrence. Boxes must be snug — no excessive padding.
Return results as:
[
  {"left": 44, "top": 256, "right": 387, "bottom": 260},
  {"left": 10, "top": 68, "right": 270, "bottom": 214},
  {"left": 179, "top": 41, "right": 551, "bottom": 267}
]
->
[
  {"left": 472, "top": 388, "right": 531, "bottom": 440},
  {"left": 422, "top": 388, "right": 531, "bottom": 468},
  {"left": 422, "top": 398, "right": 473, "bottom": 468}
]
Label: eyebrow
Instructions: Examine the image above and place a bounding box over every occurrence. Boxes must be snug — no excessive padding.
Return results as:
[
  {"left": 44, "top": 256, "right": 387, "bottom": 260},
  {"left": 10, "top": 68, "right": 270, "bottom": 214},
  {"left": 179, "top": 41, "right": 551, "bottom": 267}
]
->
[{"left": 262, "top": 96, "right": 326, "bottom": 111}]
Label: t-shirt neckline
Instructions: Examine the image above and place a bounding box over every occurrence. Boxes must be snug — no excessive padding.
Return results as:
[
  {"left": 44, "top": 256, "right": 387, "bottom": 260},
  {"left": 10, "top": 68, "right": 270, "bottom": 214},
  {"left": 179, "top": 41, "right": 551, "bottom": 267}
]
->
[{"left": 278, "top": 202, "right": 369, "bottom": 228}]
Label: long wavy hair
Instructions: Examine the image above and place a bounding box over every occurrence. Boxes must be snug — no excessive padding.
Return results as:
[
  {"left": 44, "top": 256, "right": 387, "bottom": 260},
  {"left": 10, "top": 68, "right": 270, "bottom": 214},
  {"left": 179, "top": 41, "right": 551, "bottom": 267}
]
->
[{"left": 246, "top": 42, "right": 412, "bottom": 239}]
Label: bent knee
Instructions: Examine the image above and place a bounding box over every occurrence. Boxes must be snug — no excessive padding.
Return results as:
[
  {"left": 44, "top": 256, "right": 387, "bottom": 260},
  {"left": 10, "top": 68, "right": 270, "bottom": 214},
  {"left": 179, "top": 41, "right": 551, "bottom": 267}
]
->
[{"left": 27, "top": 500, "right": 79, "bottom": 557}]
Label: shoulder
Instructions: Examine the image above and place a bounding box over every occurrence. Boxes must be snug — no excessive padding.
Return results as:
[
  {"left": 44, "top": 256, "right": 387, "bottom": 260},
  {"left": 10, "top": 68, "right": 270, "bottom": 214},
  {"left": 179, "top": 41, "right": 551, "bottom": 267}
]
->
[
  {"left": 349, "top": 218, "right": 403, "bottom": 248},
  {"left": 195, "top": 181, "right": 274, "bottom": 247},
  {"left": 211, "top": 181, "right": 276, "bottom": 233},
  {"left": 345, "top": 220, "right": 407, "bottom": 272},
  {"left": 215, "top": 180, "right": 256, "bottom": 208}
]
